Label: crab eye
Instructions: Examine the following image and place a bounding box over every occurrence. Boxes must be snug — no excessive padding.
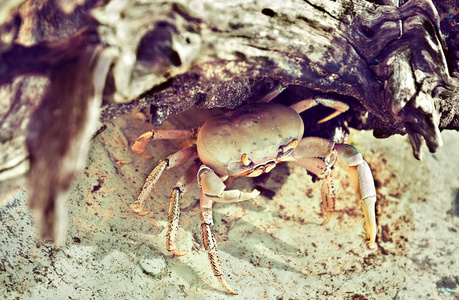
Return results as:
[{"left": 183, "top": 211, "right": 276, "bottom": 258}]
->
[
  {"left": 241, "top": 153, "right": 250, "bottom": 166},
  {"left": 227, "top": 155, "right": 253, "bottom": 173},
  {"left": 278, "top": 139, "right": 298, "bottom": 158}
]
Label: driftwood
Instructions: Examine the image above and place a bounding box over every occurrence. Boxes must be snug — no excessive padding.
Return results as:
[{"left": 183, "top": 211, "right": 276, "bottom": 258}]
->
[{"left": 0, "top": 0, "right": 458, "bottom": 241}]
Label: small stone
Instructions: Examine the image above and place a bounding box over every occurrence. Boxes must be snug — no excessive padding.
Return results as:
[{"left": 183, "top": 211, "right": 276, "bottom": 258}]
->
[{"left": 139, "top": 257, "right": 167, "bottom": 277}]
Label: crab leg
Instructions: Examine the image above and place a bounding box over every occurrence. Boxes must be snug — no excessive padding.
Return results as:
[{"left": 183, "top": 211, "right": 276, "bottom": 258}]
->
[
  {"left": 166, "top": 160, "right": 199, "bottom": 256},
  {"left": 133, "top": 145, "right": 197, "bottom": 215},
  {"left": 291, "top": 156, "right": 337, "bottom": 225},
  {"left": 334, "top": 143, "right": 377, "bottom": 250},
  {"left": 290, "top": 97, "right": 349, "bottom": 123},
  {"left": 197, "top": 165, "right": 259, "bottom": 295},
  {"left": 132, "top": 128, "right": 198, "bottom": 158},
  {"left": 291, "top": 138, "right": 337, "bottom": 225},
  {"left": 292, "top": 137, "right": 377, "bottom": 250},
  {"left": 320, "top": 172, "right": 336, "bottom": 225},
  {"left": 200, "top": 193, "right": 238, "bottom": 295},
  {"left": 256, "top": 84, "right": 286, "bottom": 103},
  {"left": 198, "top": 165, "right": 260, "bottom": 203}
]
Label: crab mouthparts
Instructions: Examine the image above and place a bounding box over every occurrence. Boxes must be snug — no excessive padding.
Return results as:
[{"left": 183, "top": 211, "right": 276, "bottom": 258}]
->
[{"left": 247, "top": 161, "right": 277, "bottom": 177}]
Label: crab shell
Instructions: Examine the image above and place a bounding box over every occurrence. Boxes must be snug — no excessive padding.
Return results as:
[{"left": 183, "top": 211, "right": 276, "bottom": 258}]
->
[{"left": 196, "top": 103, "right": 304, "bottom": 177}]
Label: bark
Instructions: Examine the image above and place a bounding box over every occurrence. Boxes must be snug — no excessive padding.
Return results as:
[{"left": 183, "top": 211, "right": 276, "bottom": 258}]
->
[{"left": 0, "top": 0, "right": 458, "bottom": 241}]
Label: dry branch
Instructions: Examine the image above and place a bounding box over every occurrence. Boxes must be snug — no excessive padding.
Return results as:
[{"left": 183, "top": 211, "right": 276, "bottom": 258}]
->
[{"left": 0, "top": 0, "right": 457, "bottom": 241}]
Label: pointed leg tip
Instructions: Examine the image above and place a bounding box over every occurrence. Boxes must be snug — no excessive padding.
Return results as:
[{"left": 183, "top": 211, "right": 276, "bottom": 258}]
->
[
  {"left": 367, "top": 240, "right": 377, "bottom": 251},
  {"left": 226, "top": 287, "right": 238, "bottom": 295},
  {"left": 131, "top": 135, "right": 154, "bottom": 158},
  {"left": 317, "top": 111, "right": 342, "bottom": 124},
  {"left": 169, "top": 249, "right": 189, "bottom": 256},
  {"left": 321, "top": 212, "right": 333, "bottom": 225},
  {"left": 131, "top": 146, "right": 153, "bottom": 158},
  {"left": 317, "top": 116, "right": 331, "bottom": 124},
  {"left": 134, "top": 209, "right": 152, "bottom": 216},
  {"left": 217, "top": 276, "right": 238, "bottom": 295}
]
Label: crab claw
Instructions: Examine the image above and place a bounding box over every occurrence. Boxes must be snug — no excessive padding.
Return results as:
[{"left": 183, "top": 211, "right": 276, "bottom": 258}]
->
[
  {"left": 350, "top": 162, "right": 377, "bottom": 250},
  {"left": 132, "top": 131, "right": 155, "bottom": 158},
  {"left": 335, "top": 144, "right": 378, "bottom": 250},
  {"left": 360, "top": 194, "right": 377, "bottom": 250}
]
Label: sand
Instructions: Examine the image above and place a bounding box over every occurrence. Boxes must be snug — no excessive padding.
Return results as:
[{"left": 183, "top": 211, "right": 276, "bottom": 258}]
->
[{"left": 1, "top": 107, "right": 458, "bottom": 299}]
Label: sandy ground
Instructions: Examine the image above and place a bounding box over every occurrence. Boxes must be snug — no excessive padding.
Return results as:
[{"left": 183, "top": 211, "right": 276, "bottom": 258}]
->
[{"left": 1, "top": 107, "right": 459, "bottom": 300}]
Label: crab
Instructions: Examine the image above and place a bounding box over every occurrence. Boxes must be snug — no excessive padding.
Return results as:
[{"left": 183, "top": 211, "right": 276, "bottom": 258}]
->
[{"left": 130, "top": 90, "right": 378, "bottom": 295}]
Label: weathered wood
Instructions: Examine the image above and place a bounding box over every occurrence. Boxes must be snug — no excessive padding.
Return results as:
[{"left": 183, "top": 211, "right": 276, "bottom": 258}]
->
[{"left": 0, "top": 0, "right": 458, "bottom": 241}]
